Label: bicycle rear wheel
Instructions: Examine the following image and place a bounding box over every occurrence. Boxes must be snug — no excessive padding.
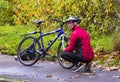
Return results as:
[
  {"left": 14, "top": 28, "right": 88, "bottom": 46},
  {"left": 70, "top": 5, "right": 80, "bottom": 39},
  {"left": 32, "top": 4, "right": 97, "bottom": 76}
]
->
[
  {"left": 17, "top": 36, "right": 41, "bottom": 66},
  {"left": 57, "top": 40, "right": 74, "bottom": 69}
]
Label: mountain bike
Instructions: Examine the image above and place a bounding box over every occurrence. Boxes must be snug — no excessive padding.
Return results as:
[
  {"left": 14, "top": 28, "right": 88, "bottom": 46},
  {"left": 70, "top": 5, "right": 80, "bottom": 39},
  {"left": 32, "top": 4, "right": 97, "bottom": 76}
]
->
[{"left": 17, "top": 19, "right": 74, "bottom": 69}]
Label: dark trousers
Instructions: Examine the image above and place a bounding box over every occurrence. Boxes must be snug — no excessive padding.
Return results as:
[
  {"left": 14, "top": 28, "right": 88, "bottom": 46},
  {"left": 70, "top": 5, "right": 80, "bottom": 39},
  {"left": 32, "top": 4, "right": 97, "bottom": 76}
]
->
[{"left": 61, "top": 52, "right": 89, "bottom": 65}]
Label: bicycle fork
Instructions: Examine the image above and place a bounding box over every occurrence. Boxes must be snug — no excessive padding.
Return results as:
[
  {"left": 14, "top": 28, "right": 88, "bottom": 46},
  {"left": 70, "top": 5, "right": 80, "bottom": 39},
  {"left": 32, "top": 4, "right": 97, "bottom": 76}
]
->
[{"left": 61, "top": 34, "right": 66, "bottom": 50}]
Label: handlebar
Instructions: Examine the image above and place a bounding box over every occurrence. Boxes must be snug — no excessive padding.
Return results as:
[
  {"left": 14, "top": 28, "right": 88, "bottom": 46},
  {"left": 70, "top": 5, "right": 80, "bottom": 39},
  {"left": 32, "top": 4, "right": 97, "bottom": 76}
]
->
[
  {"left": 51, "top": 19, "right": 64, "bottom": 23},
  {"left": 51, "top": 19, "right": 65, "bottom": 27}
]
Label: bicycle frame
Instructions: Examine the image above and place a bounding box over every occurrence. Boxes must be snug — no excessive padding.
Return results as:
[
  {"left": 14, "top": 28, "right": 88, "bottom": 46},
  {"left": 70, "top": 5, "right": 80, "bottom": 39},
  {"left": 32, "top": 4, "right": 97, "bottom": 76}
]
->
[
  {"left": 17, "top": 19, "right": 74, "bottom": 68},
  {"left": 38, "top": 27, "right": 65, "bottom": 52}
]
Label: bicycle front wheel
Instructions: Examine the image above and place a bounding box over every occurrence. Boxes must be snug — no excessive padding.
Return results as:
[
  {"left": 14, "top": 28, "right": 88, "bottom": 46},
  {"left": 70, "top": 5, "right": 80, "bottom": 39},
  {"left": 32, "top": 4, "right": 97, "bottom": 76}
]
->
[
  {"left": 57, "top": 40, "right": 74, "bottom": 69},
  {"left": 17, "top": 36, "right": 41, "bottom": 66}
]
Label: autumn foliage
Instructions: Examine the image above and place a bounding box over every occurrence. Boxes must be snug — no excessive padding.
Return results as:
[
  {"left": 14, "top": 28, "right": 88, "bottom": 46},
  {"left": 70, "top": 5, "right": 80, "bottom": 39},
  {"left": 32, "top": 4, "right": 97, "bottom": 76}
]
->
[{"left": 0, "top": 0, "right": 118, "bottom": 34}]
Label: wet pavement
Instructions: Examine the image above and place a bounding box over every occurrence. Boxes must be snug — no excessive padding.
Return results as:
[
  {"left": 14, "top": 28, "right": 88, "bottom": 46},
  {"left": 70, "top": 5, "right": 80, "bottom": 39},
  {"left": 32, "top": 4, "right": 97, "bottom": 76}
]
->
[{"left": 0, "top": 55, "right": 120, "bottom": 82}]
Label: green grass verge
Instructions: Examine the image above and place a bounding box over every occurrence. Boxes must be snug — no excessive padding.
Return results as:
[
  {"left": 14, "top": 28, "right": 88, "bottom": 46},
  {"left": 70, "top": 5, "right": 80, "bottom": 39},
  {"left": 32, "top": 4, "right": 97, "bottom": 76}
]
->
[
  {"left": 0, "top": 25, "right": 60, "bottom": 55},
  {"left": 0, "top": 25, "right": 112, "bottom": 56},
  {"left": 91, "top": 35, "right": 112, "bottom": 52}
]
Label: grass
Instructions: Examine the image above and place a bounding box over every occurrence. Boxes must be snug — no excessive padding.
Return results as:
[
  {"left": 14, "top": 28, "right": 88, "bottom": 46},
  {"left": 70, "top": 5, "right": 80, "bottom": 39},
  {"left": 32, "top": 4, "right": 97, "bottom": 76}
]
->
[
  {"left": 0, "top": 25, "right": 60, "bottom": 55},
  {"left": 0, "top": 25, "right": 36, "bottom": 55},
  {"left": 0, "top": 25, "right": 112, "bottom": 56},
  {"left": 0, "top": 25, "right": 112, "bottom": 55},
  {"left": 91, "top": 35, "right": 112, "bottom": 52},
  {"left": 0, "top": 75, "right": 22, "bottom": 82}
]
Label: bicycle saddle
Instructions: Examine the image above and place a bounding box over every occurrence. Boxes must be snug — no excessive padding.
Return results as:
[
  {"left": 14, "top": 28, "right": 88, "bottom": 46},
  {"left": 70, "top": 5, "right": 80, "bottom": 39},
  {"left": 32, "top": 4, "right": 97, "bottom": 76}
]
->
[{"left": 34, "top": 20, "right": 44, "bottom": 25}]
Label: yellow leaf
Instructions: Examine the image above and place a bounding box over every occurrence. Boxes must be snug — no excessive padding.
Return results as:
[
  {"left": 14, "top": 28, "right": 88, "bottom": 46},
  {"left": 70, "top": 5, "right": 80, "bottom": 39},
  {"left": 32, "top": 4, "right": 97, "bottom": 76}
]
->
[{"left": 109, "top": 2, "right": 112, "bottom": 7}]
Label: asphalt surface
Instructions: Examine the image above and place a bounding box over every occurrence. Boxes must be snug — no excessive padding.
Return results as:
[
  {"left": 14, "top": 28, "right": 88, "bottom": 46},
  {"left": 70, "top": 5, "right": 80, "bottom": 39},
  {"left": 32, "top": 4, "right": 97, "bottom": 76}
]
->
[{"left": 0, "top": 54, "right": 120, "bottom": 82}]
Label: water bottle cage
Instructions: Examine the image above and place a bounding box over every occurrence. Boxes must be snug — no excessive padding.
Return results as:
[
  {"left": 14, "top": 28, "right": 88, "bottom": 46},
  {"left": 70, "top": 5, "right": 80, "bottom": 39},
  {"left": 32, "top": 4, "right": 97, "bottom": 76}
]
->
[{"left": 48, "top": 40, "right": 53, "bottom": 45}]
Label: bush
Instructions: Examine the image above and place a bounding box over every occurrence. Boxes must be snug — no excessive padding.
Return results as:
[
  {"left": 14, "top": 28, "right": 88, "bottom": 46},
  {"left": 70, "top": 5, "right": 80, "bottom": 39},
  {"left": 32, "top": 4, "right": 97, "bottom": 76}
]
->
[
  {"left": 0, "top": 0, "right": 14, "bottom": 25},
  {"left": 0, "top": 0, "right": 118, "bottom": 34},
  {"left": 112, "top": 31, "right": 120, "bottom": 52}
]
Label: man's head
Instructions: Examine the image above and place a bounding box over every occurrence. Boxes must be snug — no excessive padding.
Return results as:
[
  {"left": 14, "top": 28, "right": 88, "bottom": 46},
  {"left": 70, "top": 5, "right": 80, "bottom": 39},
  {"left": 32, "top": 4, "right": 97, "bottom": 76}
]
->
[{"left": 65, "top": 16, "right": 81, "bottom": 30}]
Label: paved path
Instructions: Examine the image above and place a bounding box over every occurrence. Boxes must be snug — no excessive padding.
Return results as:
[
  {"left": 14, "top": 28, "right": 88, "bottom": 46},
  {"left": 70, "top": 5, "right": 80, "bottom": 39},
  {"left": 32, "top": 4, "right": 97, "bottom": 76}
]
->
[{"left": 0, "top": 55, "right": 120, "bottom": 82}]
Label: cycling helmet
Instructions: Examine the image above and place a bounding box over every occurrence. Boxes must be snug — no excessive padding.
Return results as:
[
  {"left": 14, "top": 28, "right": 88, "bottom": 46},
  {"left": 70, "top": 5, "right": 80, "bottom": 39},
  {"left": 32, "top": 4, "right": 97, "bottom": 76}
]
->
[{"left": 65, "top": 16, "right": 81, "bottom": 24}]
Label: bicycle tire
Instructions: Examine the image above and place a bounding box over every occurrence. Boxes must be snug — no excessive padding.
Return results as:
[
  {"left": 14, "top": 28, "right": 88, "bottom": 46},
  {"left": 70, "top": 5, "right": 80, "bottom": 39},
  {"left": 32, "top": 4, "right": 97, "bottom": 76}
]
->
[
  {"left": 57, "top": 40, "right": 74, "bottom": 69},
  {"left": 17, "top": 36, "right": 41, "bottom": 66}
]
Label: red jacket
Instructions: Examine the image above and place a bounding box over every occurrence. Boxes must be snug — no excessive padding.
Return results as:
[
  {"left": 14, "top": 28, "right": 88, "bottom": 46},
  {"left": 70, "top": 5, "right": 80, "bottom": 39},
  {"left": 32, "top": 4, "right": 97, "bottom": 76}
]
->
[{"left": 64, "top": 26, "right": 94, "bottom": 61}]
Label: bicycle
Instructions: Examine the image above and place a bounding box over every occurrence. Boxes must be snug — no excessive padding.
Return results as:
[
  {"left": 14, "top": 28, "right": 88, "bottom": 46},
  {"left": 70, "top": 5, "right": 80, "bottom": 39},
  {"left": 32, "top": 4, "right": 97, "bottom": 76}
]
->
[{"left": 17, "top": 19, "right": 74, "bottom": 69}]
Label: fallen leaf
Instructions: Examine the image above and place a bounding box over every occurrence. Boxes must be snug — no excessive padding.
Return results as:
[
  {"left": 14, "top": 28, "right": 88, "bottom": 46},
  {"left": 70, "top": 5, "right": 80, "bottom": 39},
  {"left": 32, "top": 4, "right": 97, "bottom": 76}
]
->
[
  {"left": 82, "top": 72, "right": 95, "bottom": 76},
  {"left": 49, "top": 62, "right": 55, "bottom": 64},
  {"left": 23, "top": 80, "right": 30, "bottom": 82},
  {"left": 70, "top": 74, "right": 80, "bottom": 79},
  {"left": 88, "top": 76, "right": 94, "bottom": 78},
  {"left": 96, "top": 65, "right": 103, "bottom": 69},
  {"left": 104, "top": 67, "right": 110, "bottom": 71},
  {"left": 111, "top": 52, "right": 118, "bottom": 55},
  {"left": 113, "top": 76, "right": 120, "bottom": 78},
  {"left": 110, "top": 66, "right": 120, "bottom": 71},
  {"left": 46, "top": 74, "right": 52, "bottom": 78}
]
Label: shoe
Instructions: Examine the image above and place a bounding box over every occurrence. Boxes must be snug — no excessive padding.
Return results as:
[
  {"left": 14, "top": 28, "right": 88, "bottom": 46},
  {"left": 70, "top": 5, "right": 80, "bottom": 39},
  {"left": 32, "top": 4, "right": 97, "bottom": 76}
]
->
[
  {"left": 72, "top": 63, "right": 86, "bottom": 72},
  {"left": 71, "top": 62, "right": 81, "bottom": 70},
  {"left": 85, "top": 61, "right": 92, "bottom": 72},
  {"left": 71, "top": 65, "right": 79, "bottom": 70}
]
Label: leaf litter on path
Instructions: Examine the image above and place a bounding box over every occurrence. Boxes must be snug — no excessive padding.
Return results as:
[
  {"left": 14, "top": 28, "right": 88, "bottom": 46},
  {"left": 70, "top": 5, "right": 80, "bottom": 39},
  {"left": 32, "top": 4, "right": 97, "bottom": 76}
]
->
[
  {"left": 70, "top": 74, "right": 80, "bottom": 79},
  {"left": 113, "top": 76, "right": 120, "bottom": 78}
]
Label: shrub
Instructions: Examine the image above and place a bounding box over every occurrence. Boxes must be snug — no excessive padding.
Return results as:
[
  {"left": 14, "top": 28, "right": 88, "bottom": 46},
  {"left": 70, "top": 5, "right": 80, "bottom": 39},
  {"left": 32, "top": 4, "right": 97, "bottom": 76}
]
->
[
  {"left": 0, "top": 0, "right": 14, "bottom": 25},
  {"left": 0, "top": 0, "right": 118, "bottom": 34},
  {"left": 112, "top": 31, "right": 120, "bottom": 52}
]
